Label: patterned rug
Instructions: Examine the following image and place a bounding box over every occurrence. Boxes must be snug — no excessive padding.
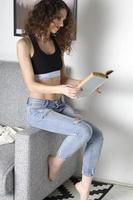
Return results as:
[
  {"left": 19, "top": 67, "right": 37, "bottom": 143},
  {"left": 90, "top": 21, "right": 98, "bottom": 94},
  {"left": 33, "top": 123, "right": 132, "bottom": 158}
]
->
[{"left": 44, "top": 176, "right": 113, "bottom": 200}]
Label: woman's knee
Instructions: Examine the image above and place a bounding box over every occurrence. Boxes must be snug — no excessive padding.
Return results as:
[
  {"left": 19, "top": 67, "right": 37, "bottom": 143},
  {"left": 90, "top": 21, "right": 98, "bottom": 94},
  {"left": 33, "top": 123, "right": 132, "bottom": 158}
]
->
[
  {"left": 84, "top": 121, "right": 104, "bottom": 143},
  {"left": 76, "top": 122, "right": 93, "bottom": 142}
]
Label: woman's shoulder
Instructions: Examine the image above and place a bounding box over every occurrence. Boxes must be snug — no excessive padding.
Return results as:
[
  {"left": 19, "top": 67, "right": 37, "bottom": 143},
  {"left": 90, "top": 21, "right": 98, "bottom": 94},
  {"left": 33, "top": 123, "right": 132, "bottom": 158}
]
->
[
  {"left": 17, "top": 36, "right": 31, "bottom": 48},
  {"left": 17, "top": 36, "right": 33, "bottom": 56}
]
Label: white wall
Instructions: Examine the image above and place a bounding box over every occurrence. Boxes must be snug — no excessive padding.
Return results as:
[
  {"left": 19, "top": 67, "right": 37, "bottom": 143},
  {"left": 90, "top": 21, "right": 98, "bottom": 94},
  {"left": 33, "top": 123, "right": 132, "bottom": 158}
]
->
[
  {"left": 0, "top": 0, "right": 133, "bottom": 186},
  {"left": 0, "top": 0, "right": 18, "bottom": 61},
  {"left": 72, "top": 0, "right": 133, "bottom": 186}
]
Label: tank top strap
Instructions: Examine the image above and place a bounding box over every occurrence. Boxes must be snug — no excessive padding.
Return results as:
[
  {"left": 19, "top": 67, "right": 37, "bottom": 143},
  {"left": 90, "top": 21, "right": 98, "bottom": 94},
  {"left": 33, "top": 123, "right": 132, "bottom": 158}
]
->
[
  {"left": 51, "top": 36, "right": 61, "bottom": 53},
  {"left": 28, "top": 34, "right": 40, "bottom": 52}
]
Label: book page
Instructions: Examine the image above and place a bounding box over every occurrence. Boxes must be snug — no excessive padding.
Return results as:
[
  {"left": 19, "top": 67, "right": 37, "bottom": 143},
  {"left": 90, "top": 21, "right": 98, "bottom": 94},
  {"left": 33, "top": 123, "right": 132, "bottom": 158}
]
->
[{"left": 77, "top": 75, "right": 107, "bottom": 97}]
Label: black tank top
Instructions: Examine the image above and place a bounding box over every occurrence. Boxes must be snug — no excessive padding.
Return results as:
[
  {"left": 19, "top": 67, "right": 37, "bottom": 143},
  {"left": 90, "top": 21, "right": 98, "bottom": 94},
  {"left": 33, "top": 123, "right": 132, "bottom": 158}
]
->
[{"left": 29, "top": 35, "right": 63, "bottom": 75}]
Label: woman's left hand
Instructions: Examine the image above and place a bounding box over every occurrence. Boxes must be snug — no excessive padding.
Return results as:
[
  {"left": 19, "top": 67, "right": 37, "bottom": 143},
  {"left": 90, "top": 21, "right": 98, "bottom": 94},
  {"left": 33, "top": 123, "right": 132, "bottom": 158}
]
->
[{"left": 96, "top": 87, "right": 102, "bottom": 94}]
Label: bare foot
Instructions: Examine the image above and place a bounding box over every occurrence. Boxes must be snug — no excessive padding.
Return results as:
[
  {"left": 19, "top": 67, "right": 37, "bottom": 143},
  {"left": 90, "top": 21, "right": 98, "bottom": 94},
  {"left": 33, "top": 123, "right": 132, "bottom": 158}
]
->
[
  {"left": 75, "top": 181, "right": 90, "bottom": 200},
  {"left": 48, "top": 155, "right": 63, "bottom": 181}
]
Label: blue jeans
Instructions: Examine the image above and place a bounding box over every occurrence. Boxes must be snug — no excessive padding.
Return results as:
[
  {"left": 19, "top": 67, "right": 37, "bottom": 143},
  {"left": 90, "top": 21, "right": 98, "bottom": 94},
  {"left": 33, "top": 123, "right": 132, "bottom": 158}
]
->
[{"left": 26, "top": 96, "right": 103, "bottom": 176}]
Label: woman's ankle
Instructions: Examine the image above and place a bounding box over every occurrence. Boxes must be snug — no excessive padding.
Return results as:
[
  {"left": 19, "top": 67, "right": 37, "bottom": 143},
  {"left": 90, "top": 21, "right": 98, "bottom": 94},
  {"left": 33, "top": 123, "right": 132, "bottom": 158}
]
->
[{"left": 81, "top": 176, "right": 93, "bottom": 188}]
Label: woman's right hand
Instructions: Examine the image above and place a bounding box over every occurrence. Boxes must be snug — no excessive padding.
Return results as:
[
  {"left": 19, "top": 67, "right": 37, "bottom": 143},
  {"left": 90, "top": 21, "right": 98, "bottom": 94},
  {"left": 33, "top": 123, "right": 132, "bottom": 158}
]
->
[{"left": 59, "top": 84, "right": 81, "bottom": 99}]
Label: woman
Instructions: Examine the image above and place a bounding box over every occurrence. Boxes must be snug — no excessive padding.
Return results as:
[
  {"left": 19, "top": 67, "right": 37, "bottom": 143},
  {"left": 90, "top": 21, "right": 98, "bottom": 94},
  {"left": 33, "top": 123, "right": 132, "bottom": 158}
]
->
[{"left": 17, "top": 0, "right": 103, "bottom": 199}]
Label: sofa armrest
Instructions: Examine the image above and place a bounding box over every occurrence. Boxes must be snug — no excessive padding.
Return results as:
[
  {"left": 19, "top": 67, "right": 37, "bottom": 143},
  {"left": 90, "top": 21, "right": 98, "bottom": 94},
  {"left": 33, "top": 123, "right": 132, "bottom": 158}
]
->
[
  {"left": 14, "top": 126, "right": 79, "bottom": 200},
  {"left": 14, "top": 127, "right": 50, "bottom": 200}
]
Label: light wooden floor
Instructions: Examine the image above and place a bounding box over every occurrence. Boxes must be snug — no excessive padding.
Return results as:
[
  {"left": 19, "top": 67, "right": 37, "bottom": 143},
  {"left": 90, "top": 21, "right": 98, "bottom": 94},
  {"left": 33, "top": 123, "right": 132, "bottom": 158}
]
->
[{"left": 103, "top": 185, "right": 133, "bottom": 200}]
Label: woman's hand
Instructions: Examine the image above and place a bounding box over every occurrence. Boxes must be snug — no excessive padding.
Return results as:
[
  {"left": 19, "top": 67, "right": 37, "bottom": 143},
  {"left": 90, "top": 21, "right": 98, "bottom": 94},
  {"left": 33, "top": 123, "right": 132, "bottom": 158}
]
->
[
  {"left": 96, "top": 87, "right": 102, "bottom": 94},
  {"left": 59, "top": 84, "right": 81, "bottom": 99}
]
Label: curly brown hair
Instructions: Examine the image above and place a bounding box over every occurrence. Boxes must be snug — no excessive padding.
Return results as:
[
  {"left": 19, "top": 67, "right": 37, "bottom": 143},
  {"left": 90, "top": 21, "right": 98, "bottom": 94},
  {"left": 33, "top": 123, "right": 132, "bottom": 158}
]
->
[{"left": 23, "top": 0, "right": 75, "bottom": 53}]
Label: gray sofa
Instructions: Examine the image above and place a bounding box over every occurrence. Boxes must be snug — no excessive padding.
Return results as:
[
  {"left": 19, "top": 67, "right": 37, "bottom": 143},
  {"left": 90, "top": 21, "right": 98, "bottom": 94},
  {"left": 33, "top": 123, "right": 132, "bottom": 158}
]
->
[{"left": 0, "top": 61, "right": 81, "bottom": 200}]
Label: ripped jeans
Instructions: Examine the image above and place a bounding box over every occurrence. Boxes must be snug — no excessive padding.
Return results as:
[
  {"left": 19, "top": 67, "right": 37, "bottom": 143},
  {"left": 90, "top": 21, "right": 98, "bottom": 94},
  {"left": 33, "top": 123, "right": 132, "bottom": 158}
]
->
[{"left": 26, "top": 96, "right": 103, "bottom": 176}]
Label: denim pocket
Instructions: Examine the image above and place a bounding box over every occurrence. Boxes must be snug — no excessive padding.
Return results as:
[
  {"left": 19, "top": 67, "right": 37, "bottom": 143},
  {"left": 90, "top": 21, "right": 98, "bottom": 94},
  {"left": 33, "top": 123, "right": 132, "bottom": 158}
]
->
[{"left": 28, "top": 103, "right": 42, "bottom": 109}]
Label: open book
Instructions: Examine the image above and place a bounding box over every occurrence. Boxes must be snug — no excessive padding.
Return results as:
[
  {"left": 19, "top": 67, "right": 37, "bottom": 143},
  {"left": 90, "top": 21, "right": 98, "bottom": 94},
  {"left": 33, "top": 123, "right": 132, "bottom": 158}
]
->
[{"left": 77, "top": 70, "right": 114, "bottom": 97}]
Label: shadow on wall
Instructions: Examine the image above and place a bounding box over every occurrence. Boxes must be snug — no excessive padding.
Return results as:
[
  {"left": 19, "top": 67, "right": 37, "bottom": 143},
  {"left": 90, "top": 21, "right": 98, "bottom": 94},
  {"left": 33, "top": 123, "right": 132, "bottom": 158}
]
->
[
  {"left": 75, "top": 0, "right": 132, "bottom": 133},
  {"left": 72, "top": 0, "right": 113, "bottom": 109},
  {"left": 78, "top": 0, "right": 113, "bottom": 70},
  {"left": 88, "top": 104, "right": 133, "bottom": 137},
  {"left": 73, "top": 0, "right": 133, "bottom": 181},
  {"left": 66, "top": 0, "right": 114, "bottom": 112},
  {"left": 81, "top": 1, "right": 133, "bottom": 125}
]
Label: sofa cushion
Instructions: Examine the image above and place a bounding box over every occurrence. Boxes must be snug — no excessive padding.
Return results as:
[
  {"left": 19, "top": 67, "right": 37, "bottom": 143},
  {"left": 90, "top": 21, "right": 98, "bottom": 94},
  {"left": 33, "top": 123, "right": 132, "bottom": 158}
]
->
[
  {"left": 0, "top": 61, "right": 29, "bottom": 128},
  {"left": 0, "top": 143, "right": 14, "bottom": 196}
]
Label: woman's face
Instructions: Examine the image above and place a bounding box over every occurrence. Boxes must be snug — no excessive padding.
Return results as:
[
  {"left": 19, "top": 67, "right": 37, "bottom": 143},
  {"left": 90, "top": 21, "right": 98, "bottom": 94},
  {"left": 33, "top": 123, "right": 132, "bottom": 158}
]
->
[{"left": 49, "top": 9, "right": 67, "bottom": 34}]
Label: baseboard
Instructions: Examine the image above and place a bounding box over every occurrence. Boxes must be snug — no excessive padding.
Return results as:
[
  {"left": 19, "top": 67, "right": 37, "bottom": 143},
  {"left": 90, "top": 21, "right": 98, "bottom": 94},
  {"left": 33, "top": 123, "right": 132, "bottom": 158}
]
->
[
  {"left": 94, "top": 177, "right": 133, "bottom": 188},
  {"left": 74, "top": 173, "right": 133, "bottom": 188}
]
